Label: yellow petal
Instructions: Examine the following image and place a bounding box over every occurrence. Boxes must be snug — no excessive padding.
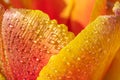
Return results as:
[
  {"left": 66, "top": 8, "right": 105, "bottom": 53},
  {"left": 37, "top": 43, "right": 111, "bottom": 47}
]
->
[
  {"left": 0, "top": 73, "right": 5, "bottom": 80},
  {"left": 104, "top": 48, "right": 120, "bottom": 80},
  {"left": 90, "top": 0, "right": 120, "bottom": 22},
  {"left": 37, "top": 5, "right": 120, "bottom": 80},
  {"left": 103, "top": 2, "right": 120, "bottom": 80},
  {"left": 90, "top": 0, "right": 107, "bottom": 22}
]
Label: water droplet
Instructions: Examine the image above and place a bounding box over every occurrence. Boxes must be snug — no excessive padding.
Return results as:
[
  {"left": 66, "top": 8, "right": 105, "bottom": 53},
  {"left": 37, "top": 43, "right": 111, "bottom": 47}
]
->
[
  {"left": 66, "top": 62, "right": 70, "bottom": 66},
  {"left": 49, "top": 40, "right": 56, "bottom": 44},
  {"left": 66, "top": 48, "right": 70, "bottom": 52},
  {"left": 23, "top": 78, "right": 26, "bottom": 80},
  {"left": 33, "top": 40, "right": 37, "bottom": 43},
  {"left": 23, "top": 17, "right": 27, "bottom": 21},
  {"left": 39, "top": 35, "right": 43, "bottom": 39},
  {"left": 47, "top": 51, "right": 50, "bottom": 54},
  {"left": 36, "top": 58, "right": 39, "bottom": 61},
  {"left": 9, "top": 24, "right": 13, "bottom": 28},
  {"left": 47, "top": 74, "right": 53, "bottom": 79},
  {"left": 57, "top": 47, "right": 61, "bottom": 50},
  {"left": 35, "top": 30, "right": 40, "bottom": 34},
  {"left": 54, "top": 70, "right": 58, "bottom": 73},
  {"left": 77, "top": 57, "right": 81, "bottom": 61},
  {"left": 20, "top": 60, "right": 23, "bottom": 63},
  {"left": 52, "top": 34, "right": 57, "bottom": 38}
]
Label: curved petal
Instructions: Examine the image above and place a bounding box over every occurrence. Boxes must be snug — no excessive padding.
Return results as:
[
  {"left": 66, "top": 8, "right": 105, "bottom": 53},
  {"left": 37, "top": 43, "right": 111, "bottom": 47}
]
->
[
  {"left": 90, "top": 0, "right": 107, "bottom": 22},
  {"left": 90, "top": 0, "right": 120, "bottom": 22},
  {"left": 103, "top": 1, "right": 120, "bottom": 80},
  {"left": 6, "top": 0, "right": 96, "bottom": 35},
  {"left": 37, "top": 6, "right": 120, "bottom": 80},
  {"left": 91, "top": 1, "right": 120, "bottom": 79},
  {"left": 0, "top": 73, "right": 5, "bottom": 80},
  {"left": 104, "top": 48, "right": 120, "bottom": 80},
  {"left": 0, "top": 3, "right": 5, "bottom": 72},
  {"left": 0, "top": 0, "right": 11, "bottom": 9},
  {"left": 10, "top": 0, "right": 70, "bottom": 24},
  {"left": 70, "top": 0, "right": 95, "bottom": 35},
  {"left": 1, "top": 8, "right": 74, "bottom": 80}
]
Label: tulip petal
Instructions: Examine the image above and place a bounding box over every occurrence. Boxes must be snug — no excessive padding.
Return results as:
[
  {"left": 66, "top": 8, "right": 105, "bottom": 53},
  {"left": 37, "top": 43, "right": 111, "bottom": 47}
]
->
[
  {"left": 103, "top": 2, "right": 120, "bottom": 80},
  {"left": 8, "top": 0, "right": 96, "bottom": 35},
  {"left": 0, "top": 0, "right": 11, "bottom": 9},
  {"left": 90, "top": 0, "right": 107, "bottom": 22},
  {"left": 37, "top": 5, "right": 120, "bottom": 80},
  {"left": 10, "top": 0, "right": 70, "bottom": 23},
  {"left": 90, "top": 0, "right": 120, "bottom": 22},
  {"left": 69, "top": 0, "right": 95, "bottom": 35},
  {"left": 0, "top": 4, "right": 5, "bottom": 80},
  {"left": 0, "top": 3, "right": 5, "bottom": 71},
  {"left": 104, "top": 48, "right": 120, "bottom": 80},
  {"left": 0, "top": 73, "right": 5, "bottom": 80},
  {"left": 1, "top": 8, "right": 74, "bottom": 80}
]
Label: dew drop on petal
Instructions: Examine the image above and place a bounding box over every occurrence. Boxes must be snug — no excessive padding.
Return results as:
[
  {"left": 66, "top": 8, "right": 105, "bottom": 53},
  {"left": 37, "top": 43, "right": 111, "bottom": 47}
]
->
[
  {"left": 77, "top": 57, "right": 81, "bottom": 61},
  {"left": 9, "top": 24, "right": 13, "bottom": 28}
]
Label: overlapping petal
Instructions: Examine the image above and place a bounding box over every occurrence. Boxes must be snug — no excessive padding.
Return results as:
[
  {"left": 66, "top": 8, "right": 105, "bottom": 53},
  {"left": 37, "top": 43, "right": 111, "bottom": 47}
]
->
[
  {"left": 91, "top": 1, "right": 120, "bottom": 79},
  {"left": 0, "top": 3, "right": 5, "bottom": 80},
  {"left": 0, "top": 0, "right": 97, "bottom": 35},
  {"left": 37, "top": 4, "right": 120, "bottom": 80},
  {"left": 104, "top": 48, "right": 120, "bottom": 80},
  {"left": 0, "top": 8, "right": 74, "bottom": 80},
  {"left": 0, "top": 0, "right": 120, "bottom": 80}
]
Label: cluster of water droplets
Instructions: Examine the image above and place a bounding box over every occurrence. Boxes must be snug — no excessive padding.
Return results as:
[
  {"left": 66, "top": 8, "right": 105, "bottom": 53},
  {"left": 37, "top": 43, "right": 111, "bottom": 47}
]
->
[{"left": 1, "top": 8, "right": 75, "bottom": 80}]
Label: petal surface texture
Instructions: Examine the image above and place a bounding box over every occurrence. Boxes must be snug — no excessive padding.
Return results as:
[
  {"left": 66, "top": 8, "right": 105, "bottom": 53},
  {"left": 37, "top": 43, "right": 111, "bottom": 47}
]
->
[
  {"left": 1, "top": 8, "right": 74, "bottom": 80},
  {"left": 104, "top": 2, "right": 120, "bottom": 80},
  {"left": 37, "top": 5, "right": 120, "bottom": 80}
]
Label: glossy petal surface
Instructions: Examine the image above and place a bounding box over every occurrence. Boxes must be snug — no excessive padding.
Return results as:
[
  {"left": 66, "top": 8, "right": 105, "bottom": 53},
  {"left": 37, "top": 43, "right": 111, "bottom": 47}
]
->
[
  {"left": 104, "top": 2, "right": 120, "bottom": 80},
  {"left": 1, "top": 8, "right": 74, "bottom": 80},
  {"left": 38, "top": 10, "right": 120, "bottom": 80}
]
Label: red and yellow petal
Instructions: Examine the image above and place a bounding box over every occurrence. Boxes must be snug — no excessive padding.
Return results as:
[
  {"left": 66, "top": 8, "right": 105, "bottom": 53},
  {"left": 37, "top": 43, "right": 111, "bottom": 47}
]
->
[
  {"left": 0, "top": 3, "right": 5, "bottom": 72},
  {"left": 37, "top": 4, "right": 120, "bottom": 80},
  {"left": 1, "top": 0, "right": 97, "bottom": 35},
  {"left": 1, "top": 8, "right": 74, "bottom": 80}
]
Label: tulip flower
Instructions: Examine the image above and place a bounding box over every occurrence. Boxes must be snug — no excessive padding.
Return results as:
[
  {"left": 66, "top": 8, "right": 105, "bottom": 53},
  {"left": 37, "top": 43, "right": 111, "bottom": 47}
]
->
[{"left": 0, "top": 0, "right": 120, "bottom": 80}]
